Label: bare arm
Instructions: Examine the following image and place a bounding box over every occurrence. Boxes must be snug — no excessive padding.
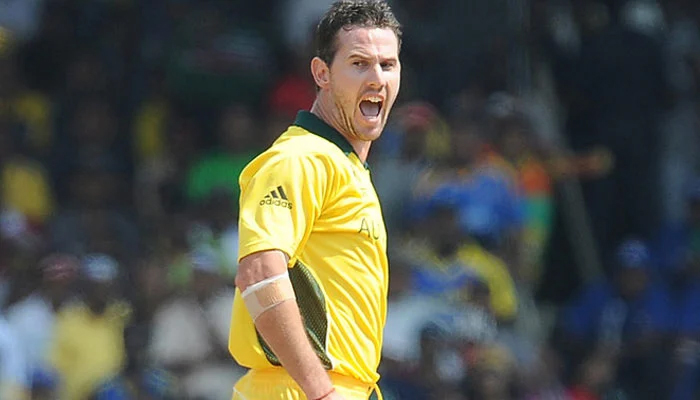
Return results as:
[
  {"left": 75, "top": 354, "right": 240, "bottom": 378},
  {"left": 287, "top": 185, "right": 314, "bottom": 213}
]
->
[{"left": 235, "top": 250, "right": 337, "bottom": 399}]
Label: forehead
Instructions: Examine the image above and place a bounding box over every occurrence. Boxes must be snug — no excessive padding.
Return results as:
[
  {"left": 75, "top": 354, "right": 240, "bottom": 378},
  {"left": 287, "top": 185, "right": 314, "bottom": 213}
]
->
[{"left": 334, "top": 27, "right": 399, "bottom": 58}]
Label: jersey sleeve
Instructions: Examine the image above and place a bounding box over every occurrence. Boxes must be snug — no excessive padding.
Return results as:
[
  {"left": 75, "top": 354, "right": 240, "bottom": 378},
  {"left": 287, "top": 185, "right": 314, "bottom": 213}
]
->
[{"left": 237, "top": 154, "right": 329, "bottom": 263}]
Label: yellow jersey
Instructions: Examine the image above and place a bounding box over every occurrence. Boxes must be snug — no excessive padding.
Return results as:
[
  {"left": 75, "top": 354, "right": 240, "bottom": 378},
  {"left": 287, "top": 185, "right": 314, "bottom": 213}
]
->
[
  {"left": 405, "top": 240, "right": 518, "bottom": 321},
  {"left": 50, "top": 302, "right": 131, "bottom": 400},
  {"left": 229, "top": 111, "right": 389, "bottom": 385},
  {"left": 456, "top": 244, "right": 518, "bottom": 321}
]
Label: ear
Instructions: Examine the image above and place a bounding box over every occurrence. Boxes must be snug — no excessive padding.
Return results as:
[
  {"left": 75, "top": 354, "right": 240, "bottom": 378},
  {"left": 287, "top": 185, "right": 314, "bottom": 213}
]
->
[{"left": 311, "top": 56, "right": 331, "bottom": 90}]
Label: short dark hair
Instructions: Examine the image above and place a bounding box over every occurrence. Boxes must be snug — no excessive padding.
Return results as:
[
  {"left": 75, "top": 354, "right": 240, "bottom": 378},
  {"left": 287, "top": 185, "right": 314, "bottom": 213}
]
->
[{"left": 316, "top": 0, "right": 402, "bottom": 65}]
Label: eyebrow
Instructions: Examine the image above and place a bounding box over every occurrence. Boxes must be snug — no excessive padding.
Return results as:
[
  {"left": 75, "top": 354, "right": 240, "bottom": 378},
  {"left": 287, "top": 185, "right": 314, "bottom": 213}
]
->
[{"left": 347, "top": 51, "right": 398, "bottom": 63}]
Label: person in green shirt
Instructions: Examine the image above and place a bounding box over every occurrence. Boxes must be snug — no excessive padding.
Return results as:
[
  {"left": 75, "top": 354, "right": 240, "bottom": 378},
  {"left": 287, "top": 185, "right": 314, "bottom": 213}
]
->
[{"left": 186, "top": 104, "right": 260, "bottom": 209}]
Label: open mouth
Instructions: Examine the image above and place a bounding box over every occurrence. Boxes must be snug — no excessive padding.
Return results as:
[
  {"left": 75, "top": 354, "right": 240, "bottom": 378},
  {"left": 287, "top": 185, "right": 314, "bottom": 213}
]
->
[{"left": 359, "top": 96, "right": 383, "bottom": 119}]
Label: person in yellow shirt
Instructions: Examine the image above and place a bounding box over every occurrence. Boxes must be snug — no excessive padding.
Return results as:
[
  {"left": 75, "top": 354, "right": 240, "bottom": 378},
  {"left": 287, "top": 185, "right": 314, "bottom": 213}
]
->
[
  {"left": 229, "top": 2, "right": 402, "bottom": 399},
  {"left": 49, "top": 254, "right": 130, "bottom": 400},
  {"left": 0, "top": 120, "right": 53, "bottom": 225},
  {"left": 406, "top": 203, "right": 518, "bottom": 323}
]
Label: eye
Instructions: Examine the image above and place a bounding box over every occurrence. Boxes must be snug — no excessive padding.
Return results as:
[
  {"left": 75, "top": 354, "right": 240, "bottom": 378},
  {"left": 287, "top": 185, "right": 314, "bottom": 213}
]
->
[
  {"left": 381, "top": 61, "right": 396, "bottom": 70},
  {"left": 352, "top": 60, "right": 368, "bottom": 67}
]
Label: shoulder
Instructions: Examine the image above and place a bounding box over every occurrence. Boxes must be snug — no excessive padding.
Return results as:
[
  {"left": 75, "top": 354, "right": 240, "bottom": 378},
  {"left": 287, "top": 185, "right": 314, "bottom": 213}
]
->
[
  {"left": 242, "top": 129, "right": 343, "bottom": 181},
  {"left": 56, "top": 303, "right": 86, "bottom": 319},
  {"left": 6, "top": 295, "right": 45, "bottom": 322},
  {"left": 263, "top": 126, "right": 342, "bottom": 162},
  {"left": 458, "top": 245, "right": 509, "bottom": 274},
  {"left": 107, "top": 301, "right": 133, "bottom": 323}
]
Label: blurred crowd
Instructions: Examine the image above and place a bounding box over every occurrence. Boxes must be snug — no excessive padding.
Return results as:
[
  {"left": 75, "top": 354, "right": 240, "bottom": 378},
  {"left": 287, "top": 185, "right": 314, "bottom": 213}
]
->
[{"left": 0, "top": 0, "right": 700, "bottom": 399}]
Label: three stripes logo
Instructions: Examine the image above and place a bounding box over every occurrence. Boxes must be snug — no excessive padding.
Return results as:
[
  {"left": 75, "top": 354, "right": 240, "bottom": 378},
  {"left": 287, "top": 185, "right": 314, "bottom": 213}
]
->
[{"left": 259, "top": 186, "right": 293, "bottom": 209}]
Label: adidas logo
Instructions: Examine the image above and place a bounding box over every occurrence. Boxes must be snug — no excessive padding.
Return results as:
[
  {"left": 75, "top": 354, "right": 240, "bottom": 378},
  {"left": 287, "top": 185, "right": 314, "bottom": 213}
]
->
[{"left": 259, "top": 186, "right": 293, "bottom": 209}]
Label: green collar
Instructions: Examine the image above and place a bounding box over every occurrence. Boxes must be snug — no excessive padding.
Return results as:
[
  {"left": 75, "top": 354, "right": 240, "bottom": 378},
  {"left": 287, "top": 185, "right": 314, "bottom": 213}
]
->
[{"left": 294, "top": 111, "right": 369, "bottom": 169}]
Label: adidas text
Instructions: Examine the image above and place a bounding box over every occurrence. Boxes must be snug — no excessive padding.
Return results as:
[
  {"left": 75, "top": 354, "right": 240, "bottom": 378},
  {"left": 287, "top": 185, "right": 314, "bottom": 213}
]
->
[
  {"left": 260, "top": 186, "right": 293, "bottom": 209},
  {"left": 259, "top": 197, "right": 293, "bottom": 209}
]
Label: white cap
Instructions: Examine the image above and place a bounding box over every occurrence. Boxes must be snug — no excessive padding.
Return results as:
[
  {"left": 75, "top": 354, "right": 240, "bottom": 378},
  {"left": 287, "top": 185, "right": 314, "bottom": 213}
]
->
[{"left": 82, "top": 253, "right": 119, "bottom": 282}]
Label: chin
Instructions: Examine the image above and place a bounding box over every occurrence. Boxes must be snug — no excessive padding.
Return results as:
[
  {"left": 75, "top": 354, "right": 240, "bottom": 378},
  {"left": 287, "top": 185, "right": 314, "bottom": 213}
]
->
[
  {"left": 359, "top": 130, "right": 383, "bottom": 141},
  {"left": 355, "top": 123, "right": 385, "bottom": 141}
]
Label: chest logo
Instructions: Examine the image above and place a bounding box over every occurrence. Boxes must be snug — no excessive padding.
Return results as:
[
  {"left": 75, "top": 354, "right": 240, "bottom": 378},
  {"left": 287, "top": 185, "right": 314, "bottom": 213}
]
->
[{"left": 358, "top": 217, "right": 382, "bottom": 241}]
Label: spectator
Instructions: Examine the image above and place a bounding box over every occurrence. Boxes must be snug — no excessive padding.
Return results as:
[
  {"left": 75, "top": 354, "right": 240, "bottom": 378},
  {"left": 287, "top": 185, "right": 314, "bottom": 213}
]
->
[
  {"left": 266, "top": 50, "right": 315, "bottom": 121},
  {"left": 278, "top": 0, "right": 336, "bottom": 52},
  {"left": 408, "top": 197, "right": 519, "bottom": 324},
  {"left": 660, "top": 0, "right": 700, "bottom": 226},
  {"left": 372, "top": 101, "right": 439, "bottom": 236},
  {"left": 193, "top": 188, "right": 240, "bottom": 273},
  {"left": 132, "top": 69, "right": 172, "bottom": 167},
  {"left": 560, "top": 238, "right": 674, "bottom": 399},
  {"left": 48, "top": 166, "right": 139, "bottom": 260},
  {"left": 463, "top": 344, "right": 518, "bottom": 400},
  {"left": 0, "top": 117, "right": 54, "bottom": 228},
  {"left": 49, "top": 254, "right": 130, "bottom": 400},
  {"left": 568, "top": 0, "right": 668, "bottom": 272},
  {"left": 134, "top": 112, "right": 201, "bottom": 221},
  {"left": 148, "top": 247, "right": 240, "bottom": 400},
  {"left": 413, "top": 114, "right": 525, "bottom": 275},
  {"left": 670, "top": 241, "right": 700, "bottom": 399},
  {"left": 491, "top": 109, "right": 554, "bottom": 287},
  {"left": 128, "top": 255, "right": 171, "bottom": 329},
  {"left": 165, "top": 3, "right": 275, "bottom": 107},
  {"left": 522, "top": 346, "right": 569, "bottom": 400},
  {"left": 381, "top": 257, "right": 448, "bottom": 370},
  {"left": 0, "top": 52, "right": 54, "bottom": 158},
  {"left": 0, "top": 314, "right": 29, "bottom": 400},
  {"left": 385, "top": 324, "right": 456, "bottom": 400},
  {"left": 566, "top": 350, "right": 622, "bottom": 400},
  {"left": 185, "top": 103, "right": 260, "bottom": 211},
  {"left": 90, "top": 324, "right": 177, "bottom": 400},
  {"left": 654, "top": 178, "right": 700, "bottom": 278},
  {"left": 6, "top": 253, "right": 78, "bottom": 382},
  {"left": 50, "top": 97, "right": 131, "bottom": 203}
]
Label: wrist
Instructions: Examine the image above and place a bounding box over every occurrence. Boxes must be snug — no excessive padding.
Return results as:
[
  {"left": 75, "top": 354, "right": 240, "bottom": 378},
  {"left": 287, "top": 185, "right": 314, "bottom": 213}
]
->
[{"left": 312, "top": 387, "right": 335, "bottom": 400}]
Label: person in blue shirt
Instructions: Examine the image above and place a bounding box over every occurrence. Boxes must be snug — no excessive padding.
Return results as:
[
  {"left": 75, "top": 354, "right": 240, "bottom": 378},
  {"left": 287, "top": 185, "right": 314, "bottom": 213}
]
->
[
  {"left": 669, "top": 247, "right": 700, "bottom": 400},
  {"left": 406, "top": 115, "right": 524, "bottom": 257},
  {"left": 651, "top": 177, "right": 700, "bottom": 279},
  {"left": 560, "top": 238, "right": 674, "bottom": 400}
]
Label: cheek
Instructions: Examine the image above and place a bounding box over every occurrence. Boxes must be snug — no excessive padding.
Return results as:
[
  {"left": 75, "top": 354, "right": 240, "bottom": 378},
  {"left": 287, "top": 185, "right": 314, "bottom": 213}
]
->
[
  {"left": 330, "top": 77, "right": 360, "bottom": 115},
  {"left": 387, "top": 70, "right": 401, "bottom": 98}
]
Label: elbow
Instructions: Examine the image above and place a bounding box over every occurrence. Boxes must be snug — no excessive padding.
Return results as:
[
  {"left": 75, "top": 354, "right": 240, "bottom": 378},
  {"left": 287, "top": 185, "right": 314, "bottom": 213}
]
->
[
  {"left": 235, "top": 250, "right": 290, "bottom": 292},
  {"left": 234, "top": 269, "right": 246, "bottom": 291},
  {"left": 235, "top": 260, "right": 260, "bottom": 292}
]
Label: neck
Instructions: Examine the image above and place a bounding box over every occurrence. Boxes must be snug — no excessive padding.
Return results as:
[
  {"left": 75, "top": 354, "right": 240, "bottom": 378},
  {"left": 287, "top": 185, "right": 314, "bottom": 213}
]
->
[
  {"left": 50, "top": 298, "right": 62, "bottom": 311},
  {"left": 310, "top": 99, "right": 371, "bottom": 162}
]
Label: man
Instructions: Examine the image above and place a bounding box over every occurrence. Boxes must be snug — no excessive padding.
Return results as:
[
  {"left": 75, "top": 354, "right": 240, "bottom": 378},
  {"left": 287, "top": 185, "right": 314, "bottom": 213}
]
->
[
  {"left": 0, "top": 314, "right": 29, "bottom": 400},
  {"left": 561, "top": 239, "right": 673, "bottom": 400},
  {"left": 6, "top": 253, "right": 78, "bottom": 381},
  {"left": 228, "top": 1, "right": 402, "bottom": 399},
  {"left": 49, "top": 254, "right": 131, "bottom": 400},
  {"left": 148, "top": 247, "right": 241, "bottom": 400}
]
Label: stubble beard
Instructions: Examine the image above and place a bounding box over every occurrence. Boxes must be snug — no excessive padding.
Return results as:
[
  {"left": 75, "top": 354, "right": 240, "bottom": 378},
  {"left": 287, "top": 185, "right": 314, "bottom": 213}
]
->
[{"left": 332, "top": 90, "right": 360, "bottom": 140}]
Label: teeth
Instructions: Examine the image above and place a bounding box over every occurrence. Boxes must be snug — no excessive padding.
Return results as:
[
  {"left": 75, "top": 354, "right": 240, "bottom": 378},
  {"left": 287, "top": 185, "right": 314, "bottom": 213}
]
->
[{"left": 365, "top": 96, "right": 382, "bottom": 103}]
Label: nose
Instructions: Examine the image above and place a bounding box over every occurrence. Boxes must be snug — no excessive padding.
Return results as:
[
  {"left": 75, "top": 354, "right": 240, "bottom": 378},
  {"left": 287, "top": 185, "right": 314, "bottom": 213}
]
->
[{"left": 366, "top": 63, "right": 385, "bottom": 89}]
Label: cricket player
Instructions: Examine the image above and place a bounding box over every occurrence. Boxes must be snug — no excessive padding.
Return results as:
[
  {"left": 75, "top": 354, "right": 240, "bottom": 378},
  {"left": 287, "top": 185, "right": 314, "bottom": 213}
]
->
[{"left": 228, "top": 1, "right": 402, "bottom": 399}]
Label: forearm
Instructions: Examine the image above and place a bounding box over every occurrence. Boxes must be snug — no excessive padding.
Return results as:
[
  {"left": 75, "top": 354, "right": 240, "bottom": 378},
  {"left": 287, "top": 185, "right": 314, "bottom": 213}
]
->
[
  {"left": 236, "top": 250, "right": 336, "bottom": 398},
  {"left": 255, "top": 299, "right": 334, "bottom": 398}
]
